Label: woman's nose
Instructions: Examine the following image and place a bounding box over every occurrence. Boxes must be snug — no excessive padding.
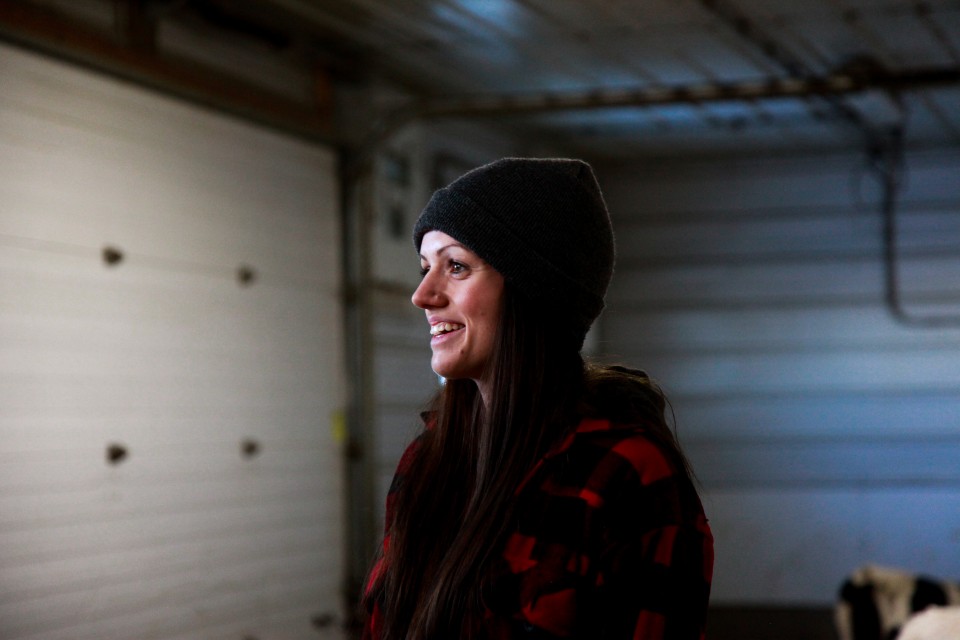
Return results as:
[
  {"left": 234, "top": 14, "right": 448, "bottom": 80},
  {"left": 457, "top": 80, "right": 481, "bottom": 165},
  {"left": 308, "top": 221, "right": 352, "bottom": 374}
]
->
[{"left": 412, "top": 273, "right": 443, "bottom": 309}]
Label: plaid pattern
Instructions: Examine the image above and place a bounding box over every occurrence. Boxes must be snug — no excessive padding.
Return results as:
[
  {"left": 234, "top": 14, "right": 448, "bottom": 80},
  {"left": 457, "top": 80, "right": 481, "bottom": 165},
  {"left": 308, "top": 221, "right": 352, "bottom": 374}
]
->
[{"left": 364, "top": 417, "right": 714, "bottom": 639}]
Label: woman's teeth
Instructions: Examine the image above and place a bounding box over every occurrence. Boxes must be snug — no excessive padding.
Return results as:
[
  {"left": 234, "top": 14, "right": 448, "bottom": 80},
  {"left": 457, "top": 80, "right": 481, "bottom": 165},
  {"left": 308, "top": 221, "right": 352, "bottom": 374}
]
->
[{"left": 430, "top": 322, "right": 464, "bottom": 336}]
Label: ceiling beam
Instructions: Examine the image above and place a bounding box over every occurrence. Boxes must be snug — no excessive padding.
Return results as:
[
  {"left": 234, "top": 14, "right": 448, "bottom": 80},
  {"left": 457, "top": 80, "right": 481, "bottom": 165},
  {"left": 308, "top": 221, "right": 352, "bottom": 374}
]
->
[
  {"left": 410, "top": 66, "right": 960, "bottom": 119},
  {"left": 0, "top": 0, "right": 335, "bottom": 144},
  {"left": 343, "top": 63, "right": 960, "bottom": 182},
  {"left": 695, "top": 0, "right": 880, "bottom": 136}
]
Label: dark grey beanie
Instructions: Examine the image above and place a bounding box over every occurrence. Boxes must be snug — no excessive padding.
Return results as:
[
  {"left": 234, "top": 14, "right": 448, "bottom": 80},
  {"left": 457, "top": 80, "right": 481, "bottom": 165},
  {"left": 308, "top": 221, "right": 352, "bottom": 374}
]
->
[{"left": 413, "top": 157, "right": 615, "bottom": 348}]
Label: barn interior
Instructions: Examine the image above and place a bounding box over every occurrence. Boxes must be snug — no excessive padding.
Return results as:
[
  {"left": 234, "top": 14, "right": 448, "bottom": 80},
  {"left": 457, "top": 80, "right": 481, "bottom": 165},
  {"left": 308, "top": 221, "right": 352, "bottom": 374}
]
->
[{"left": 1, "top": 1, "right": 959, "bottom": 639}]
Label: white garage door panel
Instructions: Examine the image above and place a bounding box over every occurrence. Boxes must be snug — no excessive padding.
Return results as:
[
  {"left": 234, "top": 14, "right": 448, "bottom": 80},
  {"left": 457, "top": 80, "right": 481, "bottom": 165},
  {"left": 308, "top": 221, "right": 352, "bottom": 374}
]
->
[{"left": 0, "top": 42, "right": 345, "bottom": 640}]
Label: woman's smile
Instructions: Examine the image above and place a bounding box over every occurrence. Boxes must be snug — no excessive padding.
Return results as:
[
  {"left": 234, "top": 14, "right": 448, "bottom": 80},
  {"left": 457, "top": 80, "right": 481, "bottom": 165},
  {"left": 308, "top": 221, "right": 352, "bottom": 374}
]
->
[{"left": 429, "top": 321, "right": 465, "bottom": 338}]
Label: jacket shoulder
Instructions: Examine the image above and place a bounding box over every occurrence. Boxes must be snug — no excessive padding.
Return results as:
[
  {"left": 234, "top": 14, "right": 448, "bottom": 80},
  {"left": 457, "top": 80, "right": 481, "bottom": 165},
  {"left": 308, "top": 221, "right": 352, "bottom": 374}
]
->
[{"left": 564, "top": 420, "right": 679, "bottom": 488}]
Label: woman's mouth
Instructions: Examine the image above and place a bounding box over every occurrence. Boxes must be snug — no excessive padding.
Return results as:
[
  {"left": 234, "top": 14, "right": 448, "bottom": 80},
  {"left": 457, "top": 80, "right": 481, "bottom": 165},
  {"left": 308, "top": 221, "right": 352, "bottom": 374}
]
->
[{"left": 430, "top": 322, "right": 464, "bottom": 337}]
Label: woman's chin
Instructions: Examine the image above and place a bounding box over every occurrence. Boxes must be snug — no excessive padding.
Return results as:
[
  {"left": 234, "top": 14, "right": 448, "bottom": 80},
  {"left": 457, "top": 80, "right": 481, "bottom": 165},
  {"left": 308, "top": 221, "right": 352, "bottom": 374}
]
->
[{"left": 431, "top": 363, "right": 480, "bottom": 385}]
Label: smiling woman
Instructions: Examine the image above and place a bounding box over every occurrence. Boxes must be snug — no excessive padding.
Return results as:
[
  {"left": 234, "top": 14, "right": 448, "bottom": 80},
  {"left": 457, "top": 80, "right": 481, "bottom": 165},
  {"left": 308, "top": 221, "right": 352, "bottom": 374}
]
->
[{"left": 361, "top": 158, "right": 714, "bottom": 640}]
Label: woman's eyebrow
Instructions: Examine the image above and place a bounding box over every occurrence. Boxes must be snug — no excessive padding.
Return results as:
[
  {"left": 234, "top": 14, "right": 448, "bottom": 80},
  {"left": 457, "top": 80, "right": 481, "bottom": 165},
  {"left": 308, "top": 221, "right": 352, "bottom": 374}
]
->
[{"left": 419, "top": 242, "right": 464, "bottom": 260}]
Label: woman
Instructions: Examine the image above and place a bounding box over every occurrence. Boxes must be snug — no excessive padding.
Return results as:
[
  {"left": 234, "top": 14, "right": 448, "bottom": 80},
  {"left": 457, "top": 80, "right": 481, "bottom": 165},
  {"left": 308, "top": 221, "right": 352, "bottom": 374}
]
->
[{"left": 362, "top": 158, "right": 713, "bottom": 639}]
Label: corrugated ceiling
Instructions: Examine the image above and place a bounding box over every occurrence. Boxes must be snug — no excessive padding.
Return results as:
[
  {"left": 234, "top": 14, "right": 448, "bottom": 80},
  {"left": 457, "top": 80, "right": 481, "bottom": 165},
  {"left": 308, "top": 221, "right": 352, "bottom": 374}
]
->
[{"left": 2, "top": 0, "right": 959, "bottom": 157}]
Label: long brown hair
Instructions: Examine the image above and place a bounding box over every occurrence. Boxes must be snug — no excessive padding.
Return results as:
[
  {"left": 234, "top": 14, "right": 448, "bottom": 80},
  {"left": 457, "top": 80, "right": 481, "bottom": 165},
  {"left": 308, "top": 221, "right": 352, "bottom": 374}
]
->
[{"left": 365, "top": 282, "right": 696, "bottom": 639}]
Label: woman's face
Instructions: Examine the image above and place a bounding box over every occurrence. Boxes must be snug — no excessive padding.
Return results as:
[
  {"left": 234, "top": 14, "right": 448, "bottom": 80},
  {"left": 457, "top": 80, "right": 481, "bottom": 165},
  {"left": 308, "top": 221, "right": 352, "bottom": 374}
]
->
[{"left": 412, "top": 230, "right": 504, "bottom": 388}]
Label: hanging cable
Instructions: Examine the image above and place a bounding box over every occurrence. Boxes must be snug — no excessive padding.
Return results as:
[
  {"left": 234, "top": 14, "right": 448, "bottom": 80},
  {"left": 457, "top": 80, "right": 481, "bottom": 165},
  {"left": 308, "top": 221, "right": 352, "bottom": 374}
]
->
[
  {"left": 693, "top": 0, "right": 960, "bottom": 328},
  {"left": 869, "top": 119, "right": 960, "bottom": 327}
]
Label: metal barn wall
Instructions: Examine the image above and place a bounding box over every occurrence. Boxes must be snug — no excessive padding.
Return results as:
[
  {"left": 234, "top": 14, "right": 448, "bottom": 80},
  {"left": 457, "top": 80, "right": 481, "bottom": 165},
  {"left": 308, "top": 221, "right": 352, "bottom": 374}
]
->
[
  {"left": 598, "top": 148, "right": 960, "bottom": 605},
  {"left": 0, "top": 43, "right": 345, "bottom": 639},
  {"left": 367, "top": 127, "right": 437, "bottom": 543}
]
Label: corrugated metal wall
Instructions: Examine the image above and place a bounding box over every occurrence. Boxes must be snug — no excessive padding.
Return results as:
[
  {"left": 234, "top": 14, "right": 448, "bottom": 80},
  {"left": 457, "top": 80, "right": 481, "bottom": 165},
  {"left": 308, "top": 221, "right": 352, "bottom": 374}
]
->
[
  {"left": 0, "top": 44, "right": 345, "bottom": 639},
  {"left": 598, "top": 149, "right": 960, "bottom": 604}
]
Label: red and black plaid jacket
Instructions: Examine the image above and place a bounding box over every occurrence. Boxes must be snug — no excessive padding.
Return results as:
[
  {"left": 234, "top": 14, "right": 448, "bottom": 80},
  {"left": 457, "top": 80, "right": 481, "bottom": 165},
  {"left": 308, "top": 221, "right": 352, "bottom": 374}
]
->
[{"left": 363, "top": 416, "right": 714, "bottom": 639}]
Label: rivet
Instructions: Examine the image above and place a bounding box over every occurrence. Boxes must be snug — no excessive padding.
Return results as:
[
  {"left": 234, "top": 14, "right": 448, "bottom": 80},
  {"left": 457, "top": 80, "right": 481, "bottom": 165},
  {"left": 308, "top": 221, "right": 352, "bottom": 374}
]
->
[
  {"left": 106, "top": 443, "right": 128, "bottom": 465},
  {"left": 237, "top": 265, "right": 256, "bottom": 286},
  {"left": 102, "top": 246, "right": 124, "bottom": 266},
  {"left": 241, "top": 438, "right": 261, "bottom": 459},
  {"left": 311, "top": 613, "right": 334, "bottom": 629}
]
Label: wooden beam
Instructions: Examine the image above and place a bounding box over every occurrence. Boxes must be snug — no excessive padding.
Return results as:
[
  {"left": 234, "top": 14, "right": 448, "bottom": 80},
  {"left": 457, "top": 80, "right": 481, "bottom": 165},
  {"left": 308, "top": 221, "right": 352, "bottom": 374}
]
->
[{"left": 0, "top": 0, "right": 336, "bottom": 144}]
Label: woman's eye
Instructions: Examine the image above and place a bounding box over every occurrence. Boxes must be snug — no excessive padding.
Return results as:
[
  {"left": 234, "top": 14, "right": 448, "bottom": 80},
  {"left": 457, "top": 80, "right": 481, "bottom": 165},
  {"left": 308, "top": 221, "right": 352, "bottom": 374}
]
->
[{"left": 419, "top": 260, "right": 468, "bottom": 277}]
